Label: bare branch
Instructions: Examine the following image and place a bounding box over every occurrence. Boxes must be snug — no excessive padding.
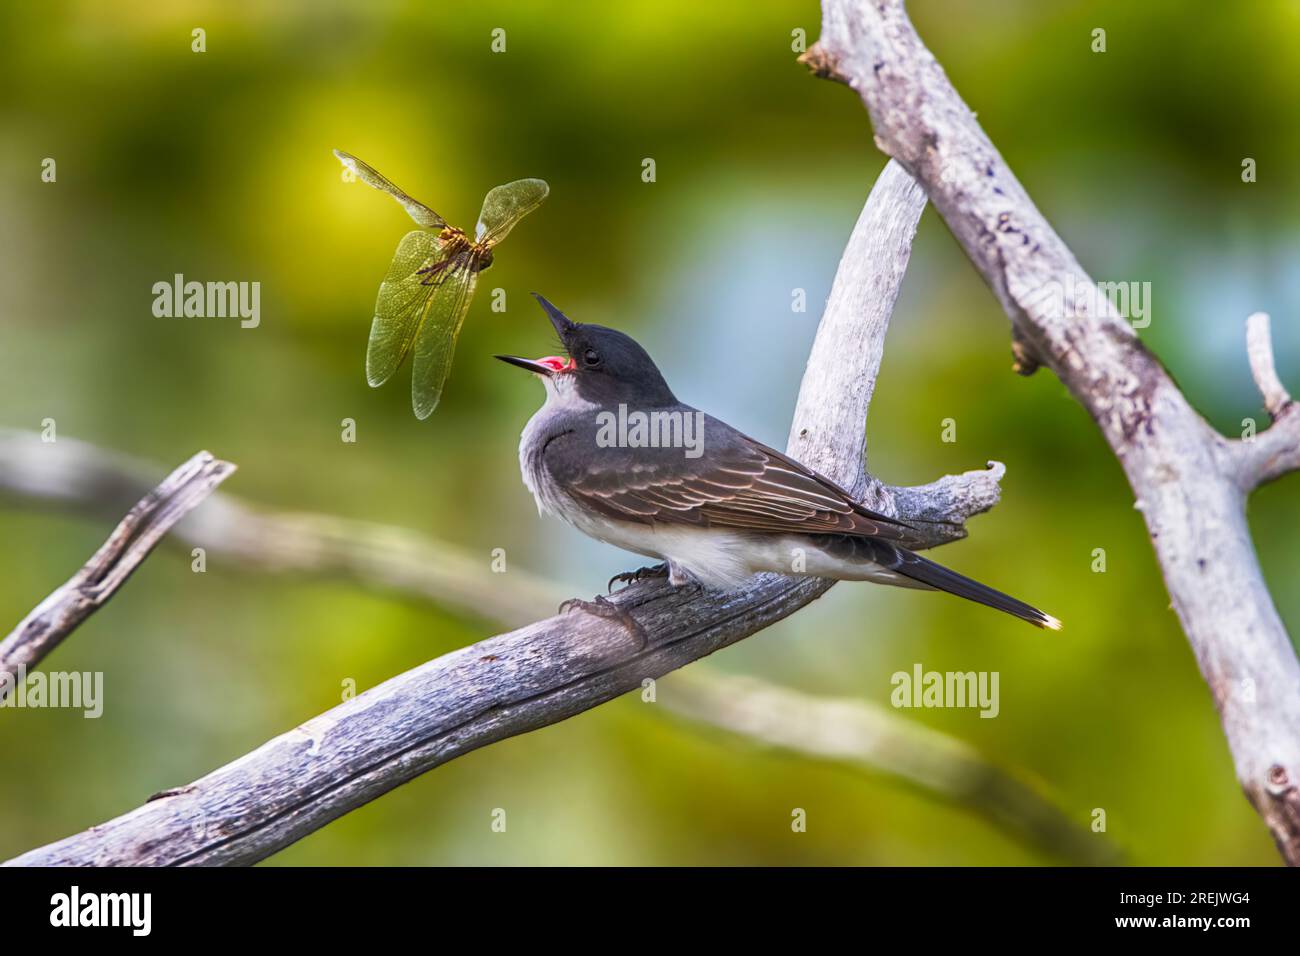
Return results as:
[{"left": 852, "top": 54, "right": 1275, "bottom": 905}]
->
[
  {"left": 661, "top": 671, "right": 1117, "bottom": 864},
  {"left": 1232, "top": 313, "right": 1300, "bottom": 491},
  {"left": 0, "top": 451, "right": 234, "bottom": 688},
  {"left": 810, "top": 0, "right": 1300, "bottom": 862},
  {"left": 787, "top": 164, "right": 922, "bottom": 497},
  {"left": 0, "top": 429, "right": 560, "bottom": 629},
  {"left": 1, "top": 430, "right": 1103, "bottom": 860},
  {"left": 1246, "top": 312, "right": 1293, "bottom": 420},
  {"left": 3, "top": 160, "right": 1020, "bottom": 867},
  {"left": 1236, "top": 415, "right": 1300, "bottom": 493}
]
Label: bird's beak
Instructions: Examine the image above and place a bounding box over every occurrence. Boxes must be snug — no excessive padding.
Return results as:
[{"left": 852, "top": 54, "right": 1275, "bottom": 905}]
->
[
  {"left": 531, "top": 292, "right": 575, "bottom": 337},
  {"left": 499, "top": 295, "right": 576, "bottom": 377},
  {"left": 495, "top": 354, "right": 573, "bottom": 377}
]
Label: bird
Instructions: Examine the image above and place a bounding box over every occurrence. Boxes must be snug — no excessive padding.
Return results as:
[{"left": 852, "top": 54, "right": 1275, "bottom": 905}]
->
[{"left": 496, "top": 294, "right": 1061, "bottom": 638}]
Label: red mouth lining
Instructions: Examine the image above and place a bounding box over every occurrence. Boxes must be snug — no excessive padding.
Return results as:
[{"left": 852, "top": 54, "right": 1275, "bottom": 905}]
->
[{"left": 537, "top": 356, "right": 575, "bottom": 372}]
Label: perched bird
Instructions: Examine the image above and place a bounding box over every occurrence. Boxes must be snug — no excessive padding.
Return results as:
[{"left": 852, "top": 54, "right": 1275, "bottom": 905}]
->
[{"left": 497, "top": 294, "right": 1061, "bottom": 633}]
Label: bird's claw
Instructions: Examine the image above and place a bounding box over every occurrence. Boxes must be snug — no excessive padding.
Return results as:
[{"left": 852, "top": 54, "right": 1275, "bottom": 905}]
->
[
  {"left": 559, "top": 595, "right": 648, "bottom": 649},
  {"left": 607, "top": 562, "right": 669, "bottom": 593}
]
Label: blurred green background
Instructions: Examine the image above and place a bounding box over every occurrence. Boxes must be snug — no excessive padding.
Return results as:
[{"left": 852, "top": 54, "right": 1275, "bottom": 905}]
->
[{"left": 1, "top": 0, "right": 1297, "bottom": 865}]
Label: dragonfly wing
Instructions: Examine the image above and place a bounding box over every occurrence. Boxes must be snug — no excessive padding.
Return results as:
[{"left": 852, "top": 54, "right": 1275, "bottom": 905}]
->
[
  {"left": 366, "top": 231, "right": 440, "bottom": 387},
  {"left": 334, "top": 149, "right": 446, "bottom": 229},
  {"left": 475, "top": 178, "right": 549, "bottom": 245},
  {"left": 410, "top": 264, "right": 479, "bottom": 419}
]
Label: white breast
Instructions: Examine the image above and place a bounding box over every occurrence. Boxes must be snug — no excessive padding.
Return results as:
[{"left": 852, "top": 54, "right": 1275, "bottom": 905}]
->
[
  {"left": 515, "top": 377, "right": 757, "bottom": 590},
  {"left": 518, "top": 374, "right": 592, "bottom": 518}
]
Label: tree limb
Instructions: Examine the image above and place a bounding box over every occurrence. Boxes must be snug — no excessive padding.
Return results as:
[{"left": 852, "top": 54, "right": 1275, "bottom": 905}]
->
[
  {"left": 0, "top": 427, "right": 559, "bottom": 631},
  {"left": 1236, "top": 312, "right": 1300, "bottom": 491},
  {"left": 662, "top": 670, "right": 1116, "bottom": 864},
  {"left": 4, "top": 160, "right": 1021, "bottom": 867},
  {"left": 808, "top": 0, "right": 1300, "bottom": 863},
  {"left": 0, "top": 429, "right": 1109, "bottom": 862},
  {"left": 0, "top": 451, "right": 234, "bottom": 692},
  {"left": 1246, "top": 312, "right": 1292, "bottom": 421}
]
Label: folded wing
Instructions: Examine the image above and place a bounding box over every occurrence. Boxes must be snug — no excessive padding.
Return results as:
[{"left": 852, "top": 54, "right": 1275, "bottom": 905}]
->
[{"left": 547, "top": 415, "right": 913, "bottom": 539}]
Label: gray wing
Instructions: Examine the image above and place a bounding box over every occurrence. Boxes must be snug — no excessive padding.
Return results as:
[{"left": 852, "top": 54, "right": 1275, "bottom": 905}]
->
[{"left": 543, "top": 412, "right": 912, "bottom": 539}]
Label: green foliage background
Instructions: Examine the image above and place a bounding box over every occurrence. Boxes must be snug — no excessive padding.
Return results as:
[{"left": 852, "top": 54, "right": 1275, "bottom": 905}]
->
[{"left": 1, "top": 0, "right": 1296, "bottom": 865}]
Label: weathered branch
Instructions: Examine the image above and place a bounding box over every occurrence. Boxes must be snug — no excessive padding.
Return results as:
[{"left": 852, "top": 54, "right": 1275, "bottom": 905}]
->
[
  {"left": 0, "top": 430, "right": 1107, "bottom": 861},
  {"left": 1246, "top": 312, "right": 1292, "bottom": 421},
  {"left": 0, "top": 428, "right": 558, "bottom": 631},
  {"left": 662, "top": 671, "right": 1117, "bottom": 864},
  {"left": 809, "top": 0, "right": 1300, "bottom": 862},
  {"left": 0, "top": 451, "right": 234, "bottom": 692},
  {"left": 5, "top": 160, "right": 1020, "bottom": 867},
  {"left": 1235, "top": 312, "right": 1300, "bottom": 491}
]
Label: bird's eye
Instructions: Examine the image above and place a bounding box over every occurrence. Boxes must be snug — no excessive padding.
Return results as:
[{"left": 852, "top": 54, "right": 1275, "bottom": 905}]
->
[{"left": 583, "top": 348, "right": 601, "bottom": 367}]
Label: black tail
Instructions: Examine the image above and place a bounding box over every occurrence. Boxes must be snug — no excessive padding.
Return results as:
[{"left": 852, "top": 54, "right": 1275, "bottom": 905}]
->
[
  {"left": 890, "top": 546, "right": 1062, "bottom": 630},
  {"left": 813, "top": 534, "right": 1063, "bottom": 629}
]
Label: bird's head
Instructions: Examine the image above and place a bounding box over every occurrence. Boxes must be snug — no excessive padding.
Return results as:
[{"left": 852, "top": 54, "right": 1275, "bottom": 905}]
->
[{"left": 495, "top": 294, "right": 677, "bottom": 406}]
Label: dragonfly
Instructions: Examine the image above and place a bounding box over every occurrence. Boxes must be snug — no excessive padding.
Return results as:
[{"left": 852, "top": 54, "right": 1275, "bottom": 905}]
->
[{"left": 334, "top": 149, "right": 549, "bottom": 419}]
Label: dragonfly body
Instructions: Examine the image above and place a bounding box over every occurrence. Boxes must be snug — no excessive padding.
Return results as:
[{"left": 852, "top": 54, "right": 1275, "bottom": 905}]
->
[
  {"left": 334, "top": 149, "right": 546, "bottom": 418},
  {"left": 417, "top": 226, "right": 493, "bottom": 285}
]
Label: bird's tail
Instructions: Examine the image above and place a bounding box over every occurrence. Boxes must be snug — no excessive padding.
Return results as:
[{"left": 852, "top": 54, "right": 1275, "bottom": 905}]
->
[
  {"left": 811, "top": 535, "right": 1062, "bottom": 629},
  {"left": 890, "top": 546, "right": 1062, "bottom": 630}
]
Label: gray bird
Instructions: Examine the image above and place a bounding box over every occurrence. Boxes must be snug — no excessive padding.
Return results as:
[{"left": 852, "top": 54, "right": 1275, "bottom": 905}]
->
[{"left": 497, "top": 294, "right": 1061, "bottom": 634}]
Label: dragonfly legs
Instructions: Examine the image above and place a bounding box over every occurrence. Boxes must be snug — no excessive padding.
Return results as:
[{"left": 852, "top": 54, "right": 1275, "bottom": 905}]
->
[
  {"left": 417, "top": 249, "right": 482, "bottom": 286},
  {"left": 416, "top": 258, "right": 455, "bottom": 286}
]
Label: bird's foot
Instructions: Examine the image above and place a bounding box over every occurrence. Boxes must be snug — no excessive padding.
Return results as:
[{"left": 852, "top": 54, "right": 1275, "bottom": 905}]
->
[
  {"left": 607, "top": 562, "right": 669, "bottom": 593},
  {"left": 558, "top": 595, "right": 648, "bottom": 649}
]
